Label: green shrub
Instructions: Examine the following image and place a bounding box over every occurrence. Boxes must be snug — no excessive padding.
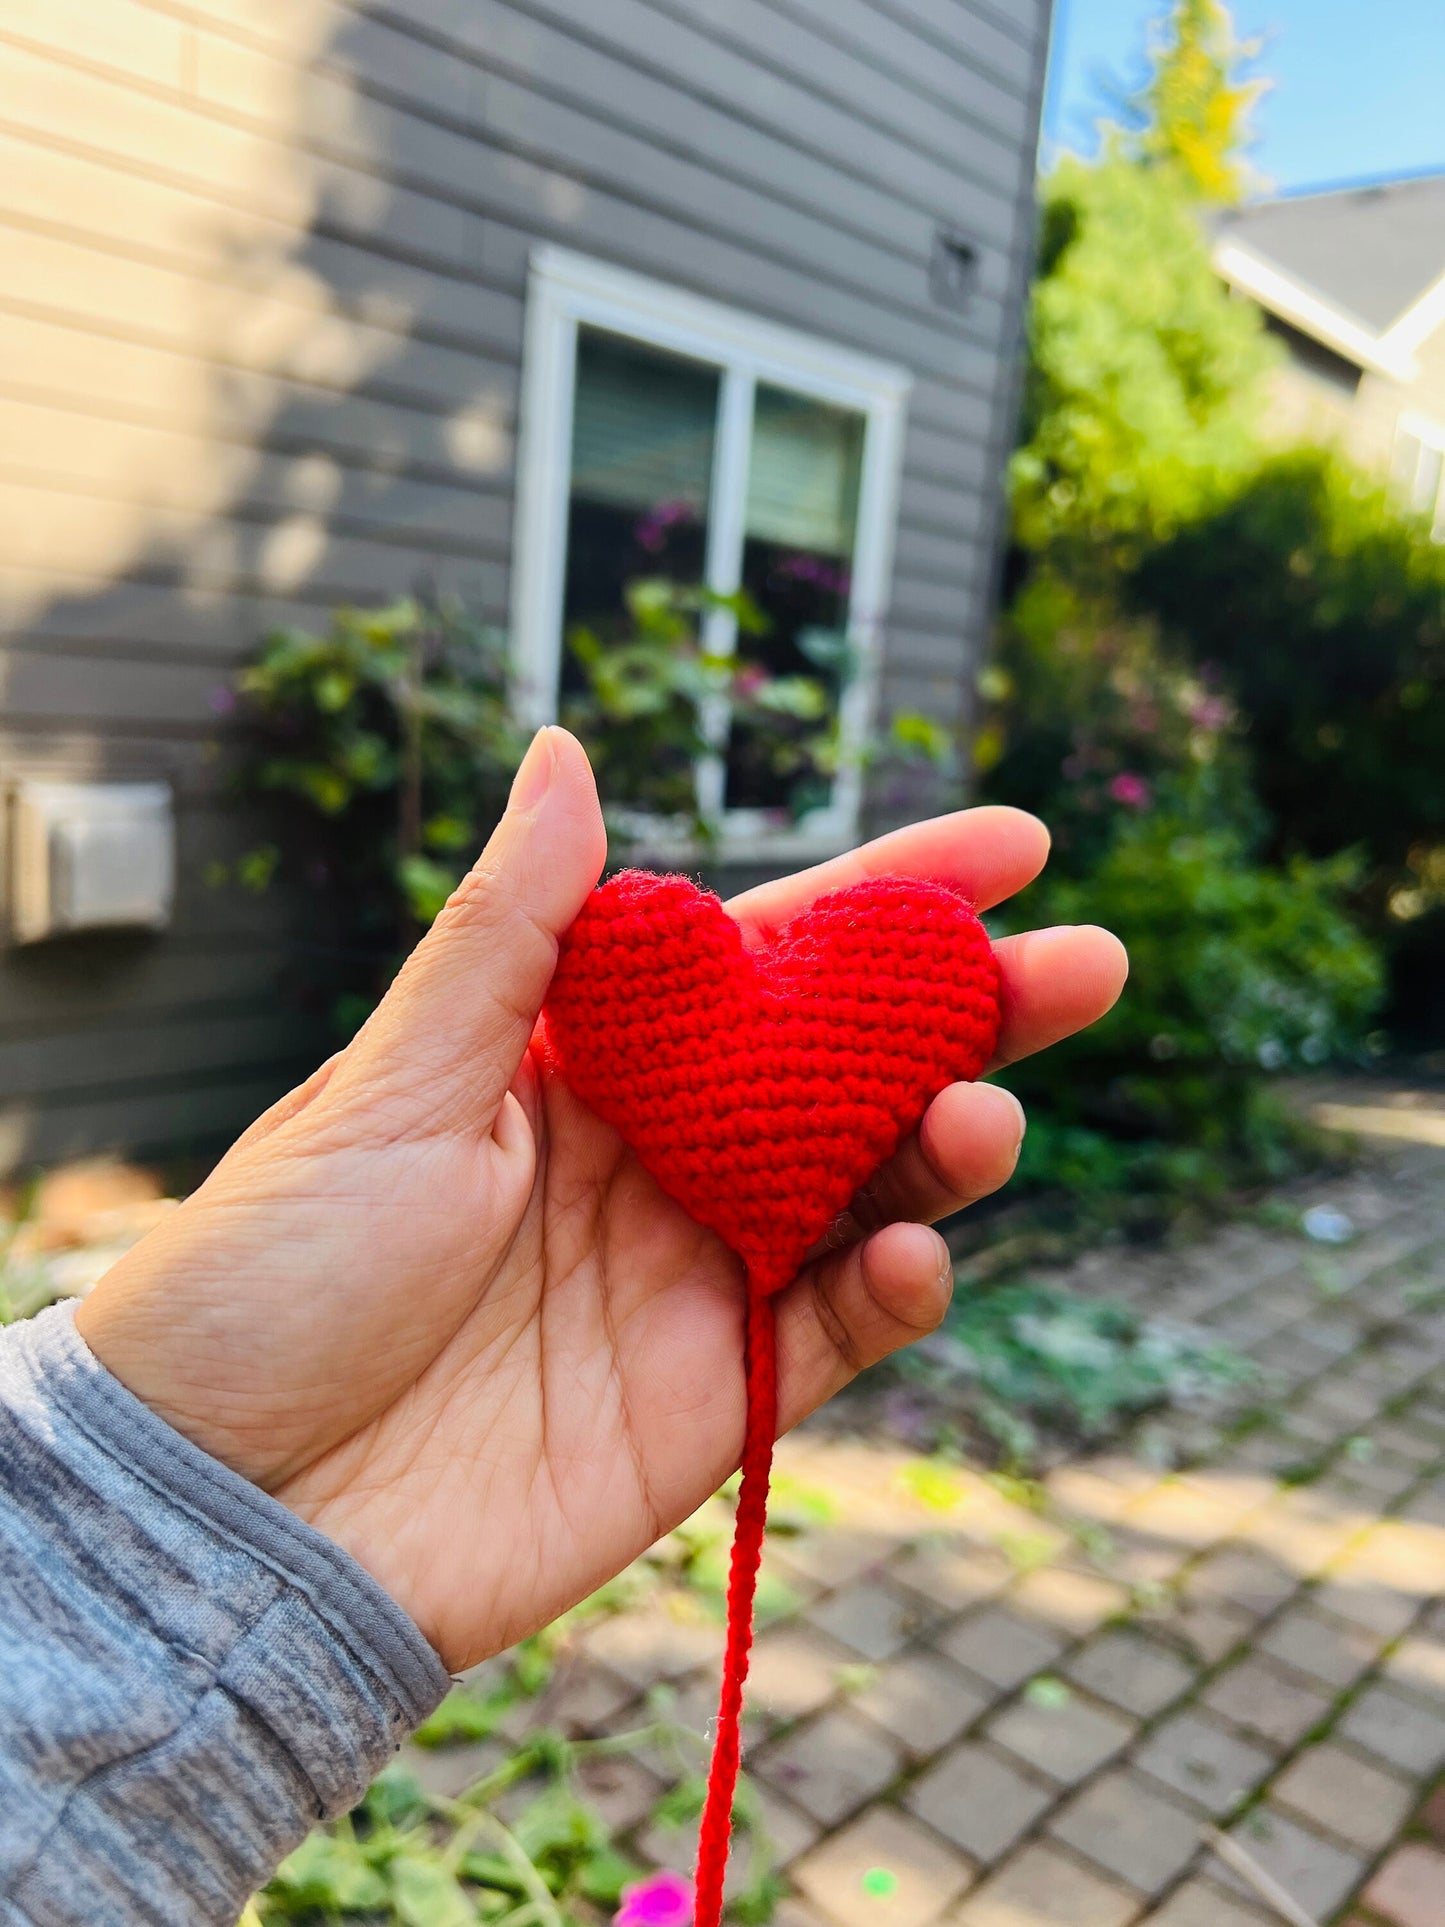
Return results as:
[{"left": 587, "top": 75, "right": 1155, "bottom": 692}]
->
[
  {"left": 1129, "top": 448, "right": 1445, "bottom": 1033},
  {"left": 999, "top": 793, "right": 1382, "bottom": 1172},
  {"left": 977, "top": 570, "right": 1250, "bottom": 869},
  {"left": 218, "top": 599, "right": 525, "bottom": 1026},
  {"left": 226, "top": 586, "right": 948, "bottom": 1032},
  {"left": 560, "top": 577, "right": 844, "bottom": 839},
  {"left": 982, "top": 572, "right": 1384, "bottom": 1210},
  {"left": 903, "top": 1280, "right": 1254, "bottom": 1466}
]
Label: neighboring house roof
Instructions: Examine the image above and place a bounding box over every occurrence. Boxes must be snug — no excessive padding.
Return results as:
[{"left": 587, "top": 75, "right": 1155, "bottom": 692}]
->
[{"left": 1212, "top": 173, "right": 1445, "bottom": 383}]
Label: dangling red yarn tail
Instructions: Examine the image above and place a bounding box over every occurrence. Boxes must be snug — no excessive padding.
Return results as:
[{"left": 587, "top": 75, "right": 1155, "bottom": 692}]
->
[{"left": 692, "top": 1289, "right": 777, "bottom": 1927}]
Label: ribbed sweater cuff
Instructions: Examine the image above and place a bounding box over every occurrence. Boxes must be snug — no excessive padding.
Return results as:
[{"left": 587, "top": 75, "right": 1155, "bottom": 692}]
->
[{"left": 0, "top": 1300, "right": 450, "bottom": 1926}]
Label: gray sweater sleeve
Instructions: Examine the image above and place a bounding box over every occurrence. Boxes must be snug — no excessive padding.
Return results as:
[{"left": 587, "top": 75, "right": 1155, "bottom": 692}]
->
[{"left": 0, "top": 1300, "right": 451, "bottom": 1927}]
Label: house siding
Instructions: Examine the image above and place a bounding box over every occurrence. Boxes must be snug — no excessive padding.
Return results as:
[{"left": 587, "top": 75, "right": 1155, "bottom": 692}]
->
[
  {"left": 0, "top": 0, "right": 1051, "bottom": 1170},
  {"left": 1352, "top": 322, "right": 1445, "bottom": 469},
  {"left": 1261, "top": 319, "right": 1445, "bottom": 477}
]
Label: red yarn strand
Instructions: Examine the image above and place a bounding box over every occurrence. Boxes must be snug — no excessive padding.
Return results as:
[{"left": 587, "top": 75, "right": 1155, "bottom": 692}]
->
[{"left": 692, "top": 1290, "right": 778, "bottom": 1927}]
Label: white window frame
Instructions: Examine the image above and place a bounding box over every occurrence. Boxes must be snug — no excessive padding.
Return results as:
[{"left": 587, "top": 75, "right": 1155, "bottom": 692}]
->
[
  {"left": 1395, "top": 411, "right": 1445, "bottom": 537},
  {"left": 509, "top": 246, "right": 912, "bottom": 859}
]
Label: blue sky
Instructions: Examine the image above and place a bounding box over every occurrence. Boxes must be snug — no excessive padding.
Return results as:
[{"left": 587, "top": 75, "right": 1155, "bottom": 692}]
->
[{"left": 1043, "top": 0, "right": 1445, "bottom": 195}]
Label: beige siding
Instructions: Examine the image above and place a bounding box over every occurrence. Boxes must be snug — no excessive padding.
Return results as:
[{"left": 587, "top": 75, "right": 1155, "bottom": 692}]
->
[
  {"left": 1353, "top": 325, "right": 1445, "bottom": 470},
  {"left": 1263, "top": 317, "right": 1445, "bottom": 476},
  {"left": 0, "top": 0, "right": 1050, "bottom": 1169}
]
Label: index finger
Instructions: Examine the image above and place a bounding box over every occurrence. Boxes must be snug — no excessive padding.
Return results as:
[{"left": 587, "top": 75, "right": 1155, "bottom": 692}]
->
[{"left": 725, "top": 805, "right": 1051, "bottom": 942}]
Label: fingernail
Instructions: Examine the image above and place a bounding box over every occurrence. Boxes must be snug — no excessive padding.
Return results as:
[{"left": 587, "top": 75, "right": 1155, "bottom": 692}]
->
[
  {"left": 509, "top": 727, "right": 555, "bottom": 813},
  {"left": 932, "top": 1229, "right": 955, "bottom": 1290},
  {"left": 980, "top": 1081, "right": 1027, "bottom": 1154}
]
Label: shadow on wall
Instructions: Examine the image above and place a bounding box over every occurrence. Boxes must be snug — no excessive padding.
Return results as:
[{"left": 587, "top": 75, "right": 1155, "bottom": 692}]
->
[{"left": 0, "top": 1, "right": 601, "bottom": 1171}]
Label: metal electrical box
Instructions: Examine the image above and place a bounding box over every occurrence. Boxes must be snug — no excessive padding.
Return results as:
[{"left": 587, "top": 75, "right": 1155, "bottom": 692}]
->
[{"left": 9, "top": 780, "right": 175, "bottom": 944}]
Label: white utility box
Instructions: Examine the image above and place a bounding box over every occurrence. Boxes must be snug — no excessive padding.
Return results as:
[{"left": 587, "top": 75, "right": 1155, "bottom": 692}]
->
[{"left": 9, "top": 780, "right": 175, "bottom": 944}]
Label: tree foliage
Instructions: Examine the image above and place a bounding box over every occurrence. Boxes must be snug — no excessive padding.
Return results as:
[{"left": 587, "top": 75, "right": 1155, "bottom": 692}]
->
[
  {"left": 1127, "top": 0, "right": 1267, "bottom": 203},
  {"left": 1010, "top": 153, "right": 1277, "bottom": 558}
]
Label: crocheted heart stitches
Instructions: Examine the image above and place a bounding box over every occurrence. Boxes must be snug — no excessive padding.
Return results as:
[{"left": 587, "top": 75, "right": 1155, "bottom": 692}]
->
[
  {"left": 546, "top": 868, "right": 1003, "bottom": 1296},
  {"left": 545, "top": 867, "right": 1002, "bottom": 1927}
]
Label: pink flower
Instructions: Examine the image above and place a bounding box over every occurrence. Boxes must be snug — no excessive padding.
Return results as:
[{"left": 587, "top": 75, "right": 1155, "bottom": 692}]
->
[
  {"left": 1108, "top": 772, "right": 1151, "bottom": 810},
  {"left": 733, "top": 665, "right": 768, "bottom": 699},
  {"left": 1187, "top": 694, "right": 1232, "bottom": 732},
  {"left": 615, "top": 1872, "right": 693, "bottom": 1927}
]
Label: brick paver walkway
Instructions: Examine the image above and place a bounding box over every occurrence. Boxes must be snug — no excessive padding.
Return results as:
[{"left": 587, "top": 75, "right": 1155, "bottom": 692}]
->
[{"left": 406, "top": 1082, "right": 1445, "bottom": 1927}]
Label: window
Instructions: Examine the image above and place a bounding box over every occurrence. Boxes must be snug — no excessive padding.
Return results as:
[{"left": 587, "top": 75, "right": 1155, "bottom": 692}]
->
[
  {"left": 510, "top": 248, "right": 911, "bottom": 855},
  {"left": 1393, "top": 413, "right": 1445, "bottom": 534}
]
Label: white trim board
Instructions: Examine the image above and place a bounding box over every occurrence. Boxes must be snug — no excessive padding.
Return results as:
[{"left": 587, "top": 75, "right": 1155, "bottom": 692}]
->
[
  {"left": 1213, "top": 240, "right": 1417, "bottom": 384},
  {"left": 508, "top": 246, "right": 913, "bottom": 856},
  {"left": 1384, "top": 266, "right": 1445, "bottom": 359}
]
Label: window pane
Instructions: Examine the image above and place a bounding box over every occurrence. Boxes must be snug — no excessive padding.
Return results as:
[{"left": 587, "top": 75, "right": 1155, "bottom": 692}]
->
[
  {"left": 560, "top": 328, "right": 719, "bottom": 810},
  {"left": 726, "top": 386, "right": 865, "bottom": 814},
  {"left": 1392, "top": 430, "right": 1423, "bottom": 495},
  {"left": 562, "top": 327, "right": 718, "bottom": 657}
]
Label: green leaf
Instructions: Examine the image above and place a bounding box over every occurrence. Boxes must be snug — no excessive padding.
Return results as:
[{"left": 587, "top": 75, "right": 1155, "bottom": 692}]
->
[
  {"left": 423, "top": 813, "right": 474, "bottom": 853},
  {"left": 267, "top": 1833, "right": 389, "bottom": 1911},
  {"left": 510, "top": 1637, "right": 555, "bottom": 1697},
  {"left": 651, "top": 1776, "right": 708, "bottom": 1831},
  {"left": 398, "top": 855, "right": 461, "bottom": 927},
  {"left": 390, "top": 1854, "right": 480, "bottom": 1927},
  {"left": 315, "top": 669, "right": 357, "bottom": 712},
  {"left": 237, "top": 845, "right": 280, "bottom": 893},
  {"left": 576, "top": 1847, "right": 643, "bottom": 1904},
  {"left": 412, "top": 1684, "right": 512, "bottom": 1748},
  {"left": 363, "top": 1763, "right": 431, "bottom": 1827},
  {"left": 1023, "top": 1674, "right": 1073, "bottom": 1709},
  {"left": 510, "top": 1785, "right": 607, "bottom": 1863},
  {"left": 889, "top": 712, "right": 953, "bottom": 764}
]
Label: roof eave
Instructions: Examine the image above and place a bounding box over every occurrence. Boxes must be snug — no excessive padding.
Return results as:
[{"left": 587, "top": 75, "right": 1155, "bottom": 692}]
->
[
  {"left": 1382, "top": 266, "right": 1445, "bottom": 358},
  {"left": 1212, "top": 240, "right": 1418, "bottom": 383}
]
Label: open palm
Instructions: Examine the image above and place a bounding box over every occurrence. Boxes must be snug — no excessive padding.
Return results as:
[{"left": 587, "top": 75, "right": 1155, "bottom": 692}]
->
[{"left": 79, "top": 729, "right": 1126, "bottom": 1671}]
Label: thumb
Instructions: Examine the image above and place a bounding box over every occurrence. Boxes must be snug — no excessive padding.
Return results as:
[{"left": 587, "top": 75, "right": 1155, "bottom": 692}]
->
[{"left": 330, "top": 726, "right": 607, "bottom": 1135}]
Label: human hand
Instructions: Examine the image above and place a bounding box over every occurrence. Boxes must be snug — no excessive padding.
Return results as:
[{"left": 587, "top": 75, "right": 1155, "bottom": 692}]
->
[{"left": 77, "top": 729, "right": 1126, "bottom": 1671}]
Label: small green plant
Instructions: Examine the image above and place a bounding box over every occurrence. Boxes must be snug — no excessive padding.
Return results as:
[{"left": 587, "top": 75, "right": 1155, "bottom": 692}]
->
[
  {"left": 903, "top": 1280, "right": 1255, "bottom": 1466},
  {"left": 257, "top": 1738, "right": 640, "bottom": 1925},
  {"left": 222, "top": 585, "right": 945, "bottom": 1035},
  {"left": 562, "top": 579, "right": 840, "bottom": 840},
  {"left": 0, "top": 1180, "right": 56, "bottom": 1326},
  {"left": 216, "top": 598, "right": 525, "bottom": 1029},
  {"left": 256, "top": 1713, "right": 778, "bottom": 1926},
  {"left": 563, "top": 578, "right": 947, "bottom": 844}
]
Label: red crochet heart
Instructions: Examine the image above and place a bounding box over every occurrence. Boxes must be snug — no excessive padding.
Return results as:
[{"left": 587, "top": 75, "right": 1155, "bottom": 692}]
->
[{"left": 545, "top": 870, "right": 1002, "bottom": 1295}]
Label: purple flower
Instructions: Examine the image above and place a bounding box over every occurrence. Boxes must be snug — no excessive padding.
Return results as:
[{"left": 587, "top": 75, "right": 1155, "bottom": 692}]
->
[
  {"left": 615, "top": 1872, "right": 693, "bottom": 1927},
  {"left": 208, "top": 684, "right": 238, "bottom": 716},
  {"left": 774, "top": 553, "right": 851, "bottom": 597},
  {"left": 1108, "top": 772, "right": 1152, "bottom": 810},
  {"left": 633, "top": 499, "right": 696, "bottom": 553}
]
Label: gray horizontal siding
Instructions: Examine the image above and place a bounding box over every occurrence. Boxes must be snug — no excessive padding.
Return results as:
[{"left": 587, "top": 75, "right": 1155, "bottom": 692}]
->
[
  {"left": 0, "top": 0, "right": 1050, "bottom": 1168},
  {"left": 2, "top": 1070, "right": 316, "bottom": 1170}
]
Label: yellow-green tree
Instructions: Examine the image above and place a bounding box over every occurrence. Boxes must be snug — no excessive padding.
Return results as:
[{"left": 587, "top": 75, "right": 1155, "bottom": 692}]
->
[
  {"left": 1010, "top": 153, "right": 1277, "bottom": 557},
  {"left": 1131, "top": 0, "right": 1267, "bottom": 203},
  {"left": 1011, "top": 0, "right": 1277, "bottom": 558}
]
